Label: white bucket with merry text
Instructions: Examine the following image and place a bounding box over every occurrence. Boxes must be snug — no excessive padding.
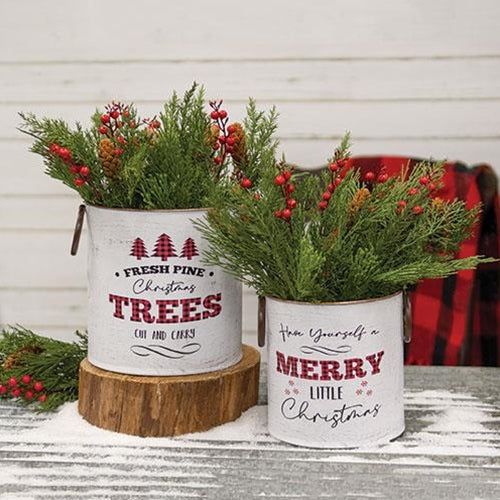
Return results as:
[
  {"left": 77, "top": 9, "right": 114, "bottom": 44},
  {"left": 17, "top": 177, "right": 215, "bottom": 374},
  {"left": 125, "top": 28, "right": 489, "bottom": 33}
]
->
[
  {"left": 266, "top": 292, "right": 404, "bottom": 448},
  {"left": 86, "top": 206, "right": 242, "bottom": 376}
]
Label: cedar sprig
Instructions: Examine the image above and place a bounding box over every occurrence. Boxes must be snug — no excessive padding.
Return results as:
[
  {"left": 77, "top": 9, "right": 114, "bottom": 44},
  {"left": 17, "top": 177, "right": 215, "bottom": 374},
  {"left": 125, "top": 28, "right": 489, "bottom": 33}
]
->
[
  {"left": 141, "top": 84, "right": 215, "bottom": 209},
  {"left": 240, "top": 99, "right": 279, "bottom": 182}
]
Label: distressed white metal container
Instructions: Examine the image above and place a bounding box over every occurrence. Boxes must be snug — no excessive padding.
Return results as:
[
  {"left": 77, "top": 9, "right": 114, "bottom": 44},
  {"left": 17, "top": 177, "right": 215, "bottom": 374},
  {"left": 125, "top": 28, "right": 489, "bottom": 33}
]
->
[
  {"left": 266, "top": 292, "right": 404, "bottom": 448},
  {"left": 86, "top": 205, "right": 242, "bottom": 376}
]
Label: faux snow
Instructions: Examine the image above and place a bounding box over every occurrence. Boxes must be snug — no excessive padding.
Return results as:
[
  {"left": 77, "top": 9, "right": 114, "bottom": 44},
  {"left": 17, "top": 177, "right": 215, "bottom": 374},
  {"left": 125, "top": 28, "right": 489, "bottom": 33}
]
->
[{"left": 0, "top": 389, "right": 497, "bottom": 457}]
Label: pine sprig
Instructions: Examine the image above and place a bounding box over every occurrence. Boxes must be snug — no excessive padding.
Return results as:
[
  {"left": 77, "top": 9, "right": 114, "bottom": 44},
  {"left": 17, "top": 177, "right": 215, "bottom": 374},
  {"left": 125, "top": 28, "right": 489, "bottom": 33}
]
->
[
  {"left": 18, "top": 84, "right": 277, "bottom": 210},
  {"left": 199, "top": 134, "right": 495, "bottom": 302},
  {"left": 0, "top": 327, "right": 87, "bottom": 411}
]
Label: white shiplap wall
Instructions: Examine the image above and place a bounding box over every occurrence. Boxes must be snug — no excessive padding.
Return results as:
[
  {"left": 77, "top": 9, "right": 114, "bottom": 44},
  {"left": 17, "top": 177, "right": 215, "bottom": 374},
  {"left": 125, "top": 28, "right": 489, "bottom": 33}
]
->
[{"left": 1, "top": 0, "right": 499, "bottom": 342}]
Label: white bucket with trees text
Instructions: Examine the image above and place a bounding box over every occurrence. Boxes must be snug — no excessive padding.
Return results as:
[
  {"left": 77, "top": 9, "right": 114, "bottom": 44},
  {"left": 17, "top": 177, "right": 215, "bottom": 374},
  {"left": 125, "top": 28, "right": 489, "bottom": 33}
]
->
[
  {"left": 266, "top": 292, "right": 404, "bottom": 448},
  {"left": 85, "top": 206, "right": 242, "bottom": 376}
]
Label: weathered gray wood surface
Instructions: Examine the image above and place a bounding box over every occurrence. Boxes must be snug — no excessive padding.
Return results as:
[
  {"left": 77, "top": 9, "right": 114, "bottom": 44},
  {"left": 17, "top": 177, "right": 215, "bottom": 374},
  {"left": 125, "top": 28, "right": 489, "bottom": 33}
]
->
[{"left": 0, "top": 366, "right": 499, "bottom": 499}]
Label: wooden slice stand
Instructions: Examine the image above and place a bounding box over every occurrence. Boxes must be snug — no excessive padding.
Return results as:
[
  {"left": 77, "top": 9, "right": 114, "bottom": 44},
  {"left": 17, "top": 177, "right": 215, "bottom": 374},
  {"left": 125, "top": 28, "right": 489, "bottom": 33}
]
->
[{"left": 78, "top": 345, "right": 260, "bottom": 437}]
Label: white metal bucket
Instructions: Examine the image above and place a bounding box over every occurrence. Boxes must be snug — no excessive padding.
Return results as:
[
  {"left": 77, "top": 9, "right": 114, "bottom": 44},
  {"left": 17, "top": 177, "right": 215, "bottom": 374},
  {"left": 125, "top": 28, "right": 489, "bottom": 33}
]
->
[
  {"left": 85, "top": 206, "right": 242, "bottom": 376},
  {"left": 266, "top": 292, "right": 405, "bottom": 448}
]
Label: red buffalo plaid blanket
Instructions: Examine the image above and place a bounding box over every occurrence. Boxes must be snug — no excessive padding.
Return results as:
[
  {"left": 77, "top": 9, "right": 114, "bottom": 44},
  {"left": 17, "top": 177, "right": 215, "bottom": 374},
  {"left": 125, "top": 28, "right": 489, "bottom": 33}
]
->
[{"left": 347, "top": 156, "right": 500, "bottom": 367}]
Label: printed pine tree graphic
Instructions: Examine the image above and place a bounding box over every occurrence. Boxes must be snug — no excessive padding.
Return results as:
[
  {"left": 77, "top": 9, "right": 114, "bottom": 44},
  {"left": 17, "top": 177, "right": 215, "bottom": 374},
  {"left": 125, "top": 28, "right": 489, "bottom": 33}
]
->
[
  {"left": 130, "top": 237, "right": 148, "bottom": 260},
  {"left": 152, "top": 233, "right": 177, "bottom": 261},
  {"left": 180, "top": 237, "right": 199, "bottom": 260}
]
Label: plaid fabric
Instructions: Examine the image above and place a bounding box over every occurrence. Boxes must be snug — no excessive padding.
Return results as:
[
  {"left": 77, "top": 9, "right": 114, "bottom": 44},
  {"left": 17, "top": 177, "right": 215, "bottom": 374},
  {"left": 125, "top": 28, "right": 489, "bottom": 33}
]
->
[{"left": 346, "top": 156, "right": 500, "bottom": 367}]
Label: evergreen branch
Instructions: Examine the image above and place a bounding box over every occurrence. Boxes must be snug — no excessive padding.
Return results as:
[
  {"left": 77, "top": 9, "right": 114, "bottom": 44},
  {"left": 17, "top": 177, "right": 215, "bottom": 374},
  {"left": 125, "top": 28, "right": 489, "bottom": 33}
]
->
[
  {"left": 19, "top": 85, "right": 276, "bottom": 210},
  {"left": 0, "top": 326, "right": 87, "bottom": 412},
  {"left": 201, "top": 135, "right": 495, "bottom": 302}
]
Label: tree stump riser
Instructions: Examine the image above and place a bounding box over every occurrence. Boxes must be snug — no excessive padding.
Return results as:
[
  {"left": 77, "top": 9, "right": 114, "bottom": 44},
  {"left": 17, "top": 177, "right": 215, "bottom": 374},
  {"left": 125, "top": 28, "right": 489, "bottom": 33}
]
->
[{"left": 78, "top": 344, "right": 260, "bottom": 437}]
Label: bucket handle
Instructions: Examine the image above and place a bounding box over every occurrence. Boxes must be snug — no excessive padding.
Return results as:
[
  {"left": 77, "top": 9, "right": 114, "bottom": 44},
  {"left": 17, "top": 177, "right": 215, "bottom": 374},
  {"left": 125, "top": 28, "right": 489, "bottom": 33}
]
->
[
  {"left": 257, "top": 296, "right": 266, "bottom": 347},
  {"left": 71, "top": 204, "right": 86, "bottom": 256},
  {"left": 403, "top": 288, "right": 412, "bottom": 343}
]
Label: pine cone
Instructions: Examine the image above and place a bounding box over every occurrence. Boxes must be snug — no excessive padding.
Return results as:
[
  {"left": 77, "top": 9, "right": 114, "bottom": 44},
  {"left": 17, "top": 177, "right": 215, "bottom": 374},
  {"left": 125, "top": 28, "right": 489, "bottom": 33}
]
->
[
  {"left": 206, "top": 124, "right": 220, "bottom": 149},
  {"left": 431, "top": 197, "right": 445, "bottom": 210},
  {"left": 229, "top": 123, "right": 247, "bottom": 167},
  {"left": 145, "top": 126, "right": 160, "bottom": 143},
  {"left": 323, "top": 228, "right": 340, "bottom": 250},
  {"left": 348, "top": 188, "right": 371, "bottom": 217},
  {"left": 99, "top": 138, "right": 121, "bottom": 179},
  {"left": 3, "top": 345, "right": 43, "bottom": 371}
]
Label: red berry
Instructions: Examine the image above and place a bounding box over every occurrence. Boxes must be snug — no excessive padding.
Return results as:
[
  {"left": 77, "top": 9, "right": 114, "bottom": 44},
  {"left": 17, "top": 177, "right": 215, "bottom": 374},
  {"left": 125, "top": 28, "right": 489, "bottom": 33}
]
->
[
  {"left": 327, "top": 183, "right": 335, "bottom": 193},
  {"left": 58, "top": 147, "right": 72, "bottom": 161},
  {"left": 24, "top": 390, "right": 34, "bottom": 400},
  {"left": 33, "top": 382, "right": 44, "bottom": 392},
  {"left": 412, "top": 205, "right": 424, "bottom": 215},
  {"left": 130, "top": 120, "right": 136, "bottom": 128},
  {"left": 274, "top": 174, "right": 286, "bottom": 186},
  {"left": 123, "top": 110, "right": 130, "bottom": 118},
  {"left": 117, "top": 135, "right": 126, "bottom": 145},
  {"left": 214, "top": 156, "right": 222, "bottom": 165},
  {"left": 38, "top": 394, "right": 47, "bottom": 403},
  {"left": 254, "top": 193, "right": 261, "bottom": 201},
  {"left": 322, "top": 191, "right": 332, "bottom": 201},
  {"left": 282, "top": 208, "right": 292, "bottom": 220},
  {"left": 8, "top": 377, "right": 17, "bottom": 387},
  {"left": 318, "top": 200, "right": 329, "bottom": 211},
  {"left": 337, "top": 158, "right": 347, "bottom": 169},
  {"left": 101, "top": 114, "right": 110, "bottom": 124},
  {"left": 75, "top": 178, "right": 85, "bottom": 187},
  {"left": 283, "top": 170, "right": 292, "bottom": 181},
  {"left": 226, "top": 136, "right": 235, "bottom": 146},
  {"left": 428, "top": 183, "right": 436, "bottom": 191},
  {"left": 364, "top": 171, "right": 375, "bottom": 182},
  {"left": 240, "top": 177, "right": 252, "bottom": 189},
  {"left": 69, "top": 164, "right": 80, "bottom": 174},
  {"left": 377, "top": 173, "right": 389, "bottom": 183},
  {"left": 218, "top": 110, "right": 228, "bottom": 119},
  {"left": 210, "top": 110, "right": 219, "bottom": 120},
  {"left": 274, "top": 210, "right": 283, "bottom": 219},
  {"left": 110, "top": 110, "right": 120, "bottom": 120},
  {"left": 114, "top": 148, "right": 124, "bottom": 156},
  {"left": 285, "top": 184, "right": 295, "bottom": 194},
  {"left": 151, "top": 120, "right": 161, "bottom": 129},
  {"left": 225, "top": 145, "right": 234, "bottom": 153},
  {"left": 49, "top": 143, "right": 61, "bottom": 154},
  {"left": 0, "top": 385, "right": 7, "bottom": 395},
  {"left": 21, "top": 375, "right": 31, "bottom": 385},
  {"left": 419, "top": 176, "right": 430, "bottom": 185},
  {"left": 408, "top": 188, "right": 419, "bottom": 195},
  {"left": 397, "top": 200, "right": 407, "bottom": 209},
  {"left": 227, "top": 124, "right": 236, "bottom": 134},
  {"left": 80, "top": 166, "right": 90, "bottom": 177},
  {"left": 329, "top": 162, "right": 339, "bottom": 172},
  {"left": 11, "top": 388, "right": 21, "bottom": 398},
  {"left": 98, "top": 125, "right": 108, "bottom": 135},
  {"left": 286, "top": 198, "right": 297, "bottom": 209},
  {"left": 218, "top": 135, "right": 226, "bottom": 144},
  {"left": 212, "top": 143, "right": 220, "bottom": 151},
  {"left": 334, "top": 177, "right": 342, "bottom": 187}
]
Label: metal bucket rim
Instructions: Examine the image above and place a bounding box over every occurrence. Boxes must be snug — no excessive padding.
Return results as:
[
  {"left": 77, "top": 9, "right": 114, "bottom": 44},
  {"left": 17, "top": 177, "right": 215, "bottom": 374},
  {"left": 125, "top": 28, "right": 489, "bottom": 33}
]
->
[
  {"left": 85, "top": 203, "right": 210, "bottom": 215},
  {"left": 265, "top": 290, "right": 403, "bottom": 307}
]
